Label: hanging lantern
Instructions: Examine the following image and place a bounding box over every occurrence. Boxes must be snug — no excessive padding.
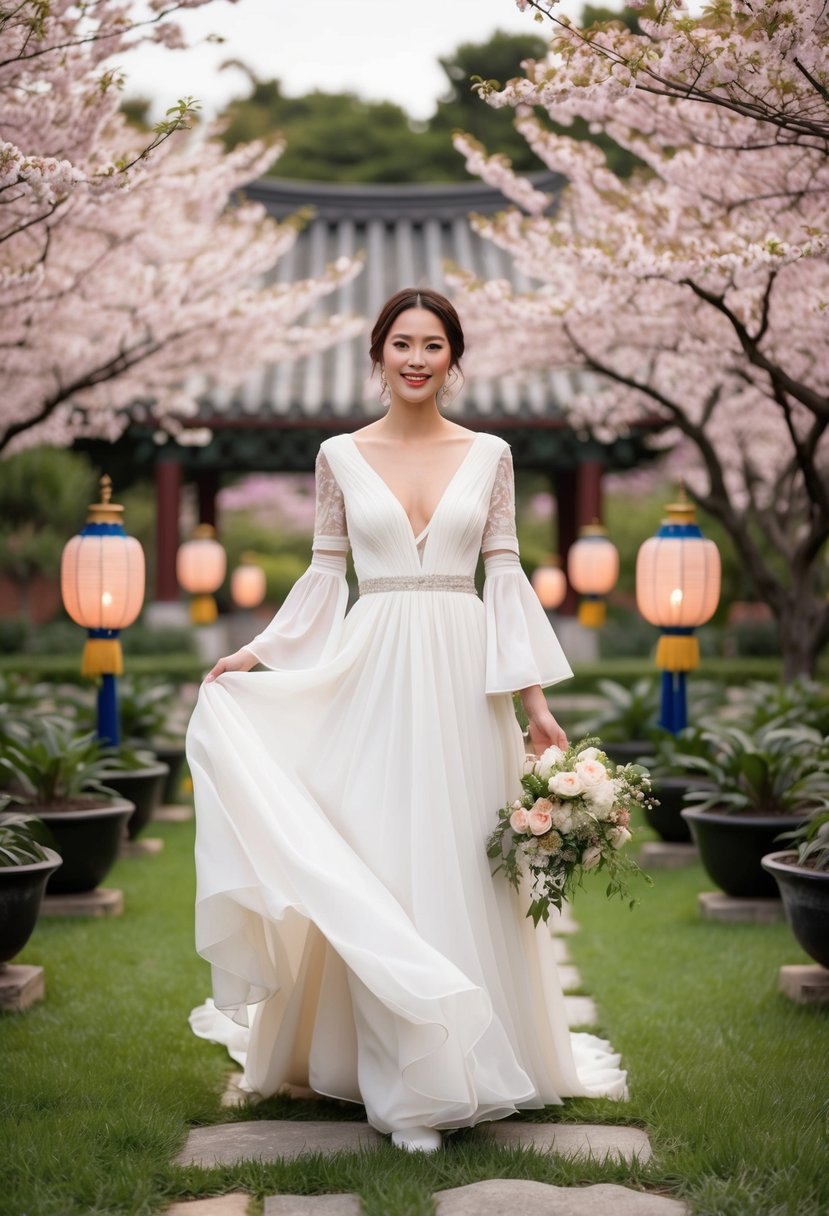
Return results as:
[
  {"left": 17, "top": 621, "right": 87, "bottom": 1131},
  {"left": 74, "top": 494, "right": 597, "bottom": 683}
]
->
[
  {"left": 567, "top": 522, "right": 619, "bottom": 628},
  {"left": 636, "top": 488, "right": 721, "bottom": 732},
  {"left": 61, "top": 475, "right": 146, "bottom": 744},
  {"left": 176, "top": 524, "right": 226, "bottom": 624},
  {"left": 531, "top": 556, "right": 567, "bottom": 612},
  {"left": 231, "top": 554, "right": 266, "bottom": 610}
]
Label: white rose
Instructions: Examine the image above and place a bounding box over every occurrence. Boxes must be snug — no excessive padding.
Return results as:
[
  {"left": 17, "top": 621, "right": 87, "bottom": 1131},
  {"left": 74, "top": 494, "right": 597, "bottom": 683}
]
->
[
  {"left": 548, "top": 770, "right": 585, "bottom": 798},
  {"left": 574, "top": 759, "right": 609, "bottom": 788},
  {"left": 577, "top": 746, "right": 601, "bottom": 761},
  {"left": 536, "top": 745, "right": 565, "bottom": 779},
  {"left": 609, "top": 826, "right": 632, "bottom": 850},
  {"left": 586, "top": 781, "right": 617, "bottom": 815}
]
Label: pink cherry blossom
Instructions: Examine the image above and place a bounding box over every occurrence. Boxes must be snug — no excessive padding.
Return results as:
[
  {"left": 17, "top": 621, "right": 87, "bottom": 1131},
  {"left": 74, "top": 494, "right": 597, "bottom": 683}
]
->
[{"left": 0, "top": 2, "right": 364, "bottom": 455}]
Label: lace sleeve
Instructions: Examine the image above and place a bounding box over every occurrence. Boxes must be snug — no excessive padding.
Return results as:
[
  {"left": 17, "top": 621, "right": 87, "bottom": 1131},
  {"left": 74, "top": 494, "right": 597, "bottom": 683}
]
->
[
  {"left": 313, "top": 447, "right": 349, "bottom": 553},
  {"left": 481, "top": 446, "right": 519, "bottom": 556}
]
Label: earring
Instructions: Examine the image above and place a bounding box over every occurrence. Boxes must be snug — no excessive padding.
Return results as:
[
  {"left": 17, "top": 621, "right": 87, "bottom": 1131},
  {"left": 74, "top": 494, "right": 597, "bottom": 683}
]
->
[
  {"left": 441, "top": 367, "right": 460, "bottom": 406},
  {"left": 379, "top": 367, "right": 390, "bottom": 408}
]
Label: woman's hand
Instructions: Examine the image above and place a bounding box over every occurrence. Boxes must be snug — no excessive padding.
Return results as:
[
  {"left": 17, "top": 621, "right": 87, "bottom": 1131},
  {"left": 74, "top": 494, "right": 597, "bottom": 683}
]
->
[
  {"left": 203, "top": 647, "right": 258, "bottom": 683},
  {"left": 527, "top": 709, "right": 568, "bottom": 757}
]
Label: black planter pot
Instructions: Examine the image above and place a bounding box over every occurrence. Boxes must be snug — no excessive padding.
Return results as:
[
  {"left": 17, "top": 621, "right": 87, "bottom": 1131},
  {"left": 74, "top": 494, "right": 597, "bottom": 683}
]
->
[
  {"left": 681, "top": 806, "right": 796, "bottom": 898},
  {"left": 100, "top": 763, "right": 169, "bottom": 839},
  {"left": 645, "top": 778, "right": 717, "bottom": 844},
  {"left": 36, "top": 800, "right": 135, "bottom": 894},
  {"left": 152, "top": 743, "right": 186, "bottom": 804},
  {"left": 761, "top": 851, "right": 829, "bottom": 969},
  {"left": 0, "top": 847, "right": 63, "bottom": 964},
  {"left": 603, "top": 740, "right": 650, "bottom": 766}
]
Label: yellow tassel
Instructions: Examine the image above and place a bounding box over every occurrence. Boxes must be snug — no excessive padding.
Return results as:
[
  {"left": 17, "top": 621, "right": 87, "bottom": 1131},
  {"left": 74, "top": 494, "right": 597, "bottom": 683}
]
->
[
  {"left": 81, "top": 638, "right": 123, "bottom": 677},
  {"left": 191, "top": 594, "right": 217, "bottom": 625},
  {"left": 656, "top": 633, "right": 699, "bottom": 672},
  {"left": 578, "top": 599, "right": 606, "bottom": 628}
]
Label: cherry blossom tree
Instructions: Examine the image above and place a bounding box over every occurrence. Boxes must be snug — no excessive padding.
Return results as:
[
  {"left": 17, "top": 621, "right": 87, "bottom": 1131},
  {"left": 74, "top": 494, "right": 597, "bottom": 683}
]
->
[
  {"left": 0, "top": 0, "right": 364, "bottom": 455},
  {"left": 451, "top": 0, "right": 829, "bottom": 679}
]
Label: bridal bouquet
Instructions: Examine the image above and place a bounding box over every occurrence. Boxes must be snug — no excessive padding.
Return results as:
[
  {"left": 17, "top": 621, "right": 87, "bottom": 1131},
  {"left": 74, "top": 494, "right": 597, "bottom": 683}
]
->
[{"left": 486, "top": 736, "right": 654, "bottom": 926}]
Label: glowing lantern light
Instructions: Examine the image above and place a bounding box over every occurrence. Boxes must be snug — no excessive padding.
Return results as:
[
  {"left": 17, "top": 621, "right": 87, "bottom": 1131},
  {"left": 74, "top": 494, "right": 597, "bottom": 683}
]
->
[
  {"left": 567, "top": 523, "right": 619, "bottom": 627},
  {"left": 231, "top": 554, "right": 266, "bottom": 610},
  {"left": 176, "top": 524, "right": 226, "bottom": 624},
  {"left": 531, "top": 557, "right": 567, "bottom": 611},
  {"left": 636, "top": 488, "right": 721, "bottom": 732},
  {"left": 61, "top": 475, "right": 146, "bottom": 744}
]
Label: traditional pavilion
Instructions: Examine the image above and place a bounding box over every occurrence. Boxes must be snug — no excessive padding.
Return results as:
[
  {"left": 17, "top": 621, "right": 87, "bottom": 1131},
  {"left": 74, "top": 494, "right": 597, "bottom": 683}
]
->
[{"left": 81, "top": 175, "right": 655, "bottom": 615}]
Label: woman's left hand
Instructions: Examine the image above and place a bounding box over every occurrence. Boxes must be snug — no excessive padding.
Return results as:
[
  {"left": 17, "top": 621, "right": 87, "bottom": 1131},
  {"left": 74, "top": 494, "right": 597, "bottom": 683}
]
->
[{"left": 527, "top": 710, "right": 568, "bottom": 756}]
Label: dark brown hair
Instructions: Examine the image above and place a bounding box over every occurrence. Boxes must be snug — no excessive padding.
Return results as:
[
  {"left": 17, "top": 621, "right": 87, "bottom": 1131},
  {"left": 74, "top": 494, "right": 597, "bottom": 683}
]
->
[{"left": 369, "top": 288, "right": 464, "bottom": 372}]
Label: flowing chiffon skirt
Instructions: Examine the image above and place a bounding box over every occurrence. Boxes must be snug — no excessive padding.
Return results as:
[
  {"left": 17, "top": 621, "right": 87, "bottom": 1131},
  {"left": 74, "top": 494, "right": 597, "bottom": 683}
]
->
[{"left": 186, "top": 586, "right": 627, "bottom": 1132}]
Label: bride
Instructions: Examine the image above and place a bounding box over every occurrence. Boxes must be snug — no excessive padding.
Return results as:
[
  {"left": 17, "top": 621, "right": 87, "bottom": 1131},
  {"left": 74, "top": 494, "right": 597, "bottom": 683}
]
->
[{"left": 185, "top": 287, "right": 627, "bottom": 1155}]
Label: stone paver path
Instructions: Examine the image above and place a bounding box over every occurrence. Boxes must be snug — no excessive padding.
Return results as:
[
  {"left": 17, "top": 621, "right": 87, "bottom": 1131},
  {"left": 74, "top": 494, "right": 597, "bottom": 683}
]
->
[
  {"left": 486, "top": 1120, "right": 651, "bottom": 1163},
  {"left": 433, "top": 1179, "right": 687, "bottom": 1215},
  {"left": 564, "top": 995, "right": 598, "bottom": 1027}
]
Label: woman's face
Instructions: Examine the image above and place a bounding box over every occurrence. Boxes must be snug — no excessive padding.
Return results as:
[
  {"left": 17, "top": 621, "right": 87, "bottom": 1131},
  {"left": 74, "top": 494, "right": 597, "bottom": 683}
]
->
[{"left": 381, "top": 307, "right": 452, "bottom": 404}]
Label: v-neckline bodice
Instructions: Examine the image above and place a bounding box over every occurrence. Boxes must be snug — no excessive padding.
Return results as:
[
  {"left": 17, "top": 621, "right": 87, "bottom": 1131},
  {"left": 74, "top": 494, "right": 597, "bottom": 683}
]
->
[{"left": 346, "top": 431, "right": 483, "bottom": 545}]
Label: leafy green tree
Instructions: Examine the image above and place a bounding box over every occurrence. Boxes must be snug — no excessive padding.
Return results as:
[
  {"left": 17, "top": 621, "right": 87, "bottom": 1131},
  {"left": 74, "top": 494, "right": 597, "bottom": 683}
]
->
[{"left": 0, "top": 449, "right": 96, "bottom": 624}]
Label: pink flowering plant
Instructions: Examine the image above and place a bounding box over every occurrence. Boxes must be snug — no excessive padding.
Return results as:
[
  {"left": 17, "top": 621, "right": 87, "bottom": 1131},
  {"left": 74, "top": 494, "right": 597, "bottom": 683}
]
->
[{"left": 487, "top": 737, "right": 654, "bottom": 925}]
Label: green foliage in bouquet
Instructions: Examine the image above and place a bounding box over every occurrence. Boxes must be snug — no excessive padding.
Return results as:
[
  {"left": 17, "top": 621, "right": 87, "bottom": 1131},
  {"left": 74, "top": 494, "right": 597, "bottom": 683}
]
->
[{"left": 487, "top": 736, "right": 654, "bottom": 926}]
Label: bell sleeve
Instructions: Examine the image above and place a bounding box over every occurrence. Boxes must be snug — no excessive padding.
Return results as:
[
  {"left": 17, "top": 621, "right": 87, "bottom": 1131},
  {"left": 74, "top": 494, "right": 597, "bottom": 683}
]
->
[
  {"left": 481, "top": 445, "right": 573, "bottom": 695},
  {"left": 244, "top": 447, "right": 350, "bottom": 670}
]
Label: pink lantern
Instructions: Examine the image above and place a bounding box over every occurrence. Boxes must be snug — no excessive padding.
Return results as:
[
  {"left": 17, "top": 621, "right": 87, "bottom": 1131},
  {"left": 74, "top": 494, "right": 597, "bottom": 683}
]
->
[
  {"left": 231, "top": 555, "right": 267, "bottom": 610},
  {"left": 61, "top": 475, "right": 145, "bottom": 677},
  {"left": 567, "top": 523, "right": 619, "bottom": 627},
  {"left": 176, "top": 524, "right": 226, "bottom": 624},
  {"left": 636, "top": 494, "right": 721, "bottom": 672},
  {"left": 531, "top": 557, "right": 567, "bottom": 611}
]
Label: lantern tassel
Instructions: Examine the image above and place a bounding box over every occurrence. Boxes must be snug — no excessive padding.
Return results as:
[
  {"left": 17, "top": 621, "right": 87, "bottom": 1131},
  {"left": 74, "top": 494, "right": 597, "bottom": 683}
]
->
[
  {"left": 82, "top": 637, "right": 123, "bottom": 677},
  {"left": 578, "top": 598, "right": 606, "bottom": 628},
  {"left": 190, "top": 594, "right": 218, "bottom": 625},
  {"left": 656, "top": 631, "right": 699, "bottom": 672}
]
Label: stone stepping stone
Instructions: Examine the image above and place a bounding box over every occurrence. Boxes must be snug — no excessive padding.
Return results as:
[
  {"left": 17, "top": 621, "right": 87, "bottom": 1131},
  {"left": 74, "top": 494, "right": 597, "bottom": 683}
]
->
[
  {"left": 485, "top": 1121, "right": 652, "bottom": 1164},
  {"left": 558, "top": 964, "right": 582, "bottom": 992},
  {"left": 697, "top": 891, "right": 782, "bottom": 923},
  {"left": 551, "top": 936, "right": 571, "bottom": 963},
  {"left": 175, "top": 1121, "right": 381, "bottom": 1167},
  {"left": 264, "top": 1197, "right": 362, "bottom": 1215},
  {"left": 549, "top": 906, "right": 580, "bottom": 935},
  {"left": 639, "top": 842, "right": 698, "bottom": 870},
  {"left": 176, "top": 1119, "right": 651, "bottom": 1169},
  {"left": 165, "top": 1194, "right": 251, "bottom": 1215},
  {"left": 564, "top": 995, "right": 598, "bottom": 1027},
  {"left": 433, "top": 1179, "right": 686, "bottom": 1214}
]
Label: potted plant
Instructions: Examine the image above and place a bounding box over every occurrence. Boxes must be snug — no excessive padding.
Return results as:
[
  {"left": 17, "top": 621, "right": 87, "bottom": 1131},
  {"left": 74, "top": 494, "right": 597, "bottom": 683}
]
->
[
  {"left": 637, "top": 727, "right": 717, "bottom": 844},
  {"left": 0, "top": 718, "right": 134, "bottom": 894},
  {"left": 0, "top": 804, "right": 63, "bottom": 964},
  {"left": 762, "top": 811, "right": 829, "bottom": 969},
  {"left": 98, "top": 745, "right": 170, "bottom": 840},
  {"left": 679, "top": 721, "right": 829, "bottom": 899}
]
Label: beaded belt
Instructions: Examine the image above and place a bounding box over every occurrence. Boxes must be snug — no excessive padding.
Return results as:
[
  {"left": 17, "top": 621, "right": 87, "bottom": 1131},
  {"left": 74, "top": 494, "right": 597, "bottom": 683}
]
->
[{"left": 358, "top": 574, "right": 477, "bottom": 595}]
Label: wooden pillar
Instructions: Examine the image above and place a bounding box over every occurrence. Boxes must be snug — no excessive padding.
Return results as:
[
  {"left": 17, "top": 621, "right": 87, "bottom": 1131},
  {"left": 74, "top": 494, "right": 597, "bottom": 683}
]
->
[
  {"left": 196, "top": 470, "right": 219, "bottom": 532},
  {"left": 554, "top": 468, "right": 578, "bottom": 617},
  {"left": 578, "top": 459, "right": 603, "bottom": 527},
  {"left": 154, "top": 460, "right": 181, "bottom": 602}
]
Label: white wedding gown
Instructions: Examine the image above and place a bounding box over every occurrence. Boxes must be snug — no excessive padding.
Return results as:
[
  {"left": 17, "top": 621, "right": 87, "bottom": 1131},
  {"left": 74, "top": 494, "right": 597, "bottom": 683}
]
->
[{"left": 186, "top": 430, "right": 628, "bottom": 1134}]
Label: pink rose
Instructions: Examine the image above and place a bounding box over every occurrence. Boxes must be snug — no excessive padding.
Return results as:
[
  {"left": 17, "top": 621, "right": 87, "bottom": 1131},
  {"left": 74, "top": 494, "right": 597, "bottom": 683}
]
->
[
  {"left": 574, "top": 759, "right": 609, "bottom": 788},
  {"left": 528, "top": 798, "right": 554, "bottom": 835},
  {"left": 548, "top": 770, "right": 585, "bottom": 798},
  {"left": 510, "top": 807, "right": 530, "bottom": 832}
]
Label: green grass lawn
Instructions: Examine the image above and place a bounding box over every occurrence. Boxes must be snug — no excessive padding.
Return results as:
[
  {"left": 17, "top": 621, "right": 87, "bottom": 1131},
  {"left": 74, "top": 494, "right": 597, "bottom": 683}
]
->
[{"left": 3, "top": 814, "right": 828, "bottom": 1216}]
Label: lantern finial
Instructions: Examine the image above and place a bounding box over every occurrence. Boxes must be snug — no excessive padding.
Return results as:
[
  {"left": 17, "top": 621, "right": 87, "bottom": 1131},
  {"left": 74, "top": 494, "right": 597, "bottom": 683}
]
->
[{"left": 87, "top": 473, "right": 125, "bottom": 525}]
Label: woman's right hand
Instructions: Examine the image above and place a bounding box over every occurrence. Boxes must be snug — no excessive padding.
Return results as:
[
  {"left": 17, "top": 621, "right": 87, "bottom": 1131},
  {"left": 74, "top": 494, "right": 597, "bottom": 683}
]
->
[{"left": 203, "top": 647, "right": 258, "bottom": 683}]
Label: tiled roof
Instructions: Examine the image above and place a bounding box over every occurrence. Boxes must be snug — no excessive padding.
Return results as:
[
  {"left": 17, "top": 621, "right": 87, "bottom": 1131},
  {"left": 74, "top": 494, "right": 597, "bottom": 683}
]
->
[{"left": 198, "top": 174, "right": 580, "bottom": 424}]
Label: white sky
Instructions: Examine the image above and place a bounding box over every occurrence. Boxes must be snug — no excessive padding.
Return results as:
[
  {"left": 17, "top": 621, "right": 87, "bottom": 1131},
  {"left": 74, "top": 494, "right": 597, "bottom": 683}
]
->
[{"left": 124, "top": 0, "right": 603, "bottom": 121}]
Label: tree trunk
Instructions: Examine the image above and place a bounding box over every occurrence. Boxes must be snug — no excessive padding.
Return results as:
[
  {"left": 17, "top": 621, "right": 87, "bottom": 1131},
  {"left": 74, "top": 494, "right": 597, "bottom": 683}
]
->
[{"left": 777, "top": 593, "right": 829, "bottom": 682}]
